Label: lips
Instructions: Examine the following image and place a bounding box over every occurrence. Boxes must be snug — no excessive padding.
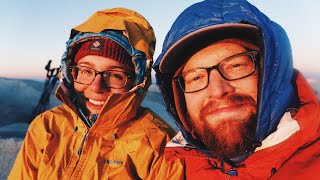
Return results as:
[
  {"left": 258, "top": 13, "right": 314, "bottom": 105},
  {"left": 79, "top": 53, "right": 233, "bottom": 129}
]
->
[
  {"left": 204, "top": 104, "right": 240, "bottom": 116},
  {"left": 199, "top": 94, "right": 257, "bottom": 121},
  {"left": 88, "top": 99, "right": 105, "bottom": 106},
  {"left": 86, "top": 98, "right": 106, "bottom": 112}
]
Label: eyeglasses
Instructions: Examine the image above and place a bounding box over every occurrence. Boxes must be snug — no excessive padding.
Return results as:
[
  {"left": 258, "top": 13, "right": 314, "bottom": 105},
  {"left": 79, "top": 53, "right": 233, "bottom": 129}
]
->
[
  {"left": 174, "top": 51, "right": 258, "bottom": 93},
  {"left": 70, "top": 66, "right": 133, "bottom": 89}
]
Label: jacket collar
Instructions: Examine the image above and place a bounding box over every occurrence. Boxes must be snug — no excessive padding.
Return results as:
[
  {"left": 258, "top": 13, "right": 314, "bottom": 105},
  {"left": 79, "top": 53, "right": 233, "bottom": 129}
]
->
[{"left": 55, "top": 81, "right": 149, "bottom": 130}]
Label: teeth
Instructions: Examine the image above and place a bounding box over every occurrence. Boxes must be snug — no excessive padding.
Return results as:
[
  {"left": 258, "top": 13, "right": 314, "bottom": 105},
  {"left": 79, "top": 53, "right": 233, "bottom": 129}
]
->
[{"left": 89, "top": 99, "right": 105, "bottom": 106}]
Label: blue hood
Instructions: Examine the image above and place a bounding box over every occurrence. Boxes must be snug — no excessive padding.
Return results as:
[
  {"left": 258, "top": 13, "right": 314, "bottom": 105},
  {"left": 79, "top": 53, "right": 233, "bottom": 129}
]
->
[{"left": 154, "top": 0, "right": 297, "bottom": 163}]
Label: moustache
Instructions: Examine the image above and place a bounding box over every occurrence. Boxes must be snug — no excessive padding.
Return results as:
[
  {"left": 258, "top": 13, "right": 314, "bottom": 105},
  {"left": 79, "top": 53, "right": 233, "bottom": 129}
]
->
[{"left": 200, "top": 94, "right": 256, "bottom": 117}]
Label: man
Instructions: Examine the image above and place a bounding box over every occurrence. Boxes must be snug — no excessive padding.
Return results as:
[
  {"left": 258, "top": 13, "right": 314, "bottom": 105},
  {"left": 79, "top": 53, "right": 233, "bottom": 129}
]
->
[
  {"left": 154, "top": 0, "right": 320, "bottom": 178},
  {"left": 9, "top": 8, "right": 174, "bottom": 179}
]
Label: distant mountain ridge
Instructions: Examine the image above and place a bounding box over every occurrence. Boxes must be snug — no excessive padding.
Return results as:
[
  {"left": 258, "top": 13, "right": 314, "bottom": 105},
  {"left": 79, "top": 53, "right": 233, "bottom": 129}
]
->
[
  {"left": 1, "top": 76, "right": 319, "bottom": 130},
  {"left": 0, "top": 78, "right": 54, "bottom": 126},
  {"left": 0, "top": 77, "right": 177, "bottom": 131}
]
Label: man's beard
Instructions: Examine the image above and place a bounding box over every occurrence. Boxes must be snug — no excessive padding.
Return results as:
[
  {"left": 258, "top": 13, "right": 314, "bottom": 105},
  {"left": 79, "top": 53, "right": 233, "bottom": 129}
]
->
[{"left": 187, "top": 93, "right": 257, "bottom": 160}]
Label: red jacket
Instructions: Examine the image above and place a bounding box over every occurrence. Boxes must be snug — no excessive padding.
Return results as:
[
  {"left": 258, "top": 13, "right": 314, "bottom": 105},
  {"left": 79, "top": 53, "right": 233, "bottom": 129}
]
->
[{"left": 161, "top": 73, "right": 320, "bottom": 179}]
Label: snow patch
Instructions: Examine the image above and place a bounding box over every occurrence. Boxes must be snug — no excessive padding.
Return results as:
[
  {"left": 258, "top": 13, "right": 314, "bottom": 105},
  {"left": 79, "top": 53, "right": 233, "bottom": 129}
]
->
[{"left": 0, "top": 138, "right": 23, "bottom": 179}]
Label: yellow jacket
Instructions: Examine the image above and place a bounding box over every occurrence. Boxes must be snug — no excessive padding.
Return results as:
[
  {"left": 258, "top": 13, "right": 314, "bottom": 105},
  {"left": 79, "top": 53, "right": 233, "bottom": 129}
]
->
[
  {"left": 9, "top": 86, "right": 174, "bottom": 179},
  {"left": 9, "top": 8, "right": 174, "bottom": 179}
]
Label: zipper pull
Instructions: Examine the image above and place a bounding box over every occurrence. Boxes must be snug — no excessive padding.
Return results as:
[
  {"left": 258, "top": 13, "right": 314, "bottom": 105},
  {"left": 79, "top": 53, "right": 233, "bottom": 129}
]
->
[
  {"left": 77, "top": 132, "right": 88, "bottom": 156},
  {"left": 77, "top": 147, "right": 83, "bottom": 156},
  {"left": 227, "top": 168, "right": 238, "bottom": 180},
  {"left": 227, "top": 168, "right": 238, "bottom": 176}
]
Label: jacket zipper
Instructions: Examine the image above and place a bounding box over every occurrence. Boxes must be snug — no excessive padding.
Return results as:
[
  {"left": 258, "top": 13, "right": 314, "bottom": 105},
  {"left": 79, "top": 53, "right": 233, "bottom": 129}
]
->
[
  {"left": 182, "top": 151, "right": 237, "bottom": 176},
  {"left": 77, "top": 131, "right": 88, "bottom": 156}
]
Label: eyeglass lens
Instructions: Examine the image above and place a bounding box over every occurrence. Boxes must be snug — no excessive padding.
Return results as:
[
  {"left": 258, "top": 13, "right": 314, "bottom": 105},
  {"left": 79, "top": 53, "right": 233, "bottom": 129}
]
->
[
  {"left": 71, "top": 66, "right": 128, "bottom": 88},
  {"left": 179, "top": 51, "right": 256, "bottom": 93}
]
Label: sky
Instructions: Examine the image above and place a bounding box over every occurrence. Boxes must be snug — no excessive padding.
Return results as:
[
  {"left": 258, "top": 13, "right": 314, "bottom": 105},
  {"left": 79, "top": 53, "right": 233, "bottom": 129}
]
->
[{"left": 0, "top": 0, "right": 319, "bottom": 80}]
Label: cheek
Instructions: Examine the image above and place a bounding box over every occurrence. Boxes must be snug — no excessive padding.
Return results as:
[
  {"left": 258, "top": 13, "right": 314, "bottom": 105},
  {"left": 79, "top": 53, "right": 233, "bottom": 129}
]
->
[
  {"left": 74, "top": 83, "right": 86, "bottom": 92},
  {"left": 110, "top": 88, "right": 127, "bottom": 94},
  {"left": 234, "top": 75, "right": 258, "bottom": 101},
  {"left": 247, "top": 75, "right": 258, "bottom": 101},
  {"left": 185, "top": 93, "right": 203, "bottom": 119}
]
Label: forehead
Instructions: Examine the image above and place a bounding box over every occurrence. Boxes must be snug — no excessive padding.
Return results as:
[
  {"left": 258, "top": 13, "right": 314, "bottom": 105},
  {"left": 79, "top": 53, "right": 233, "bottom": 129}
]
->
[{"left": 183, "top": 42, "right": 248, "bottom": 72}]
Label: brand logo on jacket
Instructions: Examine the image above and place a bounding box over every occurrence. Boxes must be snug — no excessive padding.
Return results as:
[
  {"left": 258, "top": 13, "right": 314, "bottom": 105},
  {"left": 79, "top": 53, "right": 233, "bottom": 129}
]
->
[{"left": 104, "top": 159, "right": 123, "bottom": 165}]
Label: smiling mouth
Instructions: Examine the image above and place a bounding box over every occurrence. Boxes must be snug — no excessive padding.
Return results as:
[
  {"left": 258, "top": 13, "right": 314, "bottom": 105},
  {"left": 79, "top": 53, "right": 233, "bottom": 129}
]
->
[
  {"left": 202, "top": 102, "right": 253, "bottom": 119},
  {"left": 200, "top": 103, "right": 256, "bottom": 122},
  {"left": 88, "top": 99, "right": 106, "bottom": 106},
  {"left": 208, "top": 105, "right": 239, "bottom": 114}
]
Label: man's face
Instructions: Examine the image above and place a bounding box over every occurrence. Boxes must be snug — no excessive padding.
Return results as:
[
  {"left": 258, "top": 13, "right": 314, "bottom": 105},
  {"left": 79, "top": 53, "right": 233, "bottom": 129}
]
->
[
  {"left": 74, "top": 55, "right": 134, "bottom": 115},
  {"left": 183, "top": 42, "right": 258, "bottom": 159}
]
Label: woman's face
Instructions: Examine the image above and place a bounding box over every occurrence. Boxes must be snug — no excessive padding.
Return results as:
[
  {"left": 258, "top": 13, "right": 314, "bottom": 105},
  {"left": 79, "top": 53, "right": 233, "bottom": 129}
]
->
[{"left": 73, "top": 55, "right": 134, "bottom": 115}]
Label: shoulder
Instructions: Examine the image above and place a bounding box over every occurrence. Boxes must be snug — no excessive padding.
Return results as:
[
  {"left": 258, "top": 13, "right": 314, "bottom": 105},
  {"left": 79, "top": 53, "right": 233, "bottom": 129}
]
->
[
  {"left": 135, "top": 107, "right": 175, "bottom": 137},
  {"left": 41, "top": 104, "right": 76, "bottom": 117},
  {"left": 119, "top": 107, "right": 175, "bottom": 150},
  {"left": 34, "top": 104, "right": 76, "bottom": 120},
  {"left": 272, "top": 138, "right": 320, "bottom": 178},
  {"left": 30, "top": 104, "right": 77, "bottom": 130}
]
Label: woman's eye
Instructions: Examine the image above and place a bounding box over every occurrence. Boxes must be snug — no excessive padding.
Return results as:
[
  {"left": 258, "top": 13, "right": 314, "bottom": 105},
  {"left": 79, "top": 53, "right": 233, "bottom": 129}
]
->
[
  {"left": 105, "top": 72, "right": 125, "bottom": 81},
  {"left": 80, "top": 70, "right": 92, "bottom": 74},
  {"left": 111, "top": 73, "right": 124, "bottom": 80}
]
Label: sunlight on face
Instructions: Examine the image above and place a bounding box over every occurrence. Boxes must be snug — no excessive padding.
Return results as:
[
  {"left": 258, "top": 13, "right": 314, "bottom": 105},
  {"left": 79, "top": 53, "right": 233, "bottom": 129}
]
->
[
  {"left": 73, "top": 55, "right": 134, "bottom": 115},
  {"left": 183, "top": 42, "right": 259, "bottom": 158}
]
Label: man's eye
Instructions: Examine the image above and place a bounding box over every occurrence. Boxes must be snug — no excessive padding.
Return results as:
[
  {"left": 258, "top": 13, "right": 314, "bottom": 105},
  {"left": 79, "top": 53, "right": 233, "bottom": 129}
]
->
[
  {"left": 226, "top": 62, "right": 250, "bottom": 71},
  {"left": 185, "top": 74, "right": 205, "bottom": 84},
  {"left": 229, "top": 63, "right": 243, "bottom": 69},
  {"left": 224, "top": 55, "right": 253, "bottom": 71},
  {"left": 192, "top": 76, "right": 202, "bottom": 82}
]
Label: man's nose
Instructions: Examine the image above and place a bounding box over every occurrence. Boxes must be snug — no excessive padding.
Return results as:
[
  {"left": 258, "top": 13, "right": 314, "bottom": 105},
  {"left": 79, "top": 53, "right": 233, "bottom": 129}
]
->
[
  {"left": 206, "top": 70, "right": 235, "bottom": 99},
  {"left": 89, "top": 74, "right": 109, "bottom": 92}
]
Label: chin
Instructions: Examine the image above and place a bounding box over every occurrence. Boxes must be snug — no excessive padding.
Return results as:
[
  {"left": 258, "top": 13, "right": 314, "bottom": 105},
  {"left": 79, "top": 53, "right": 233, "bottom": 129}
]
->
[{"left": 196, "top": 114, "right": 257, "bottom": 159}]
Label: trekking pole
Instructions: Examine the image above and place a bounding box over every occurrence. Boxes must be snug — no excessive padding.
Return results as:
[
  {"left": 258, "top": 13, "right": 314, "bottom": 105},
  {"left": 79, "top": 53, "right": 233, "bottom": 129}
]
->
[{"left": 29, "top": 60, "right": 60, "bottom": 123}]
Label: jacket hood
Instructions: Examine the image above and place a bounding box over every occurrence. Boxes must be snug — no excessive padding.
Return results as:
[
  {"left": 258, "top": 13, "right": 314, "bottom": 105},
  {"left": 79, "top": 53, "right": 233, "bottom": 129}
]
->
[
  {"left": 58, "top": 8, "right": 156, "bottom": 128},
  {"left": 153, "top": 0, "right": 298, "bottom": 163},
  {"left": 73, "top": 7, "right": 155, "bottom": 59}
]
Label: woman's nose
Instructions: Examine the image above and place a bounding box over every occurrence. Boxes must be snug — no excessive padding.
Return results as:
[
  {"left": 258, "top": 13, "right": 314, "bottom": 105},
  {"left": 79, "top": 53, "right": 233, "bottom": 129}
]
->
[{"left": 88, "top": 74, "right": 109, "bottom": 92}]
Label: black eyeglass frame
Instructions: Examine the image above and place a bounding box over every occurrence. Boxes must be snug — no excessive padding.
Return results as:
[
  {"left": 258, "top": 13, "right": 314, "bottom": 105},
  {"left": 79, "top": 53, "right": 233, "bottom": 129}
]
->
[
  {"left": 174, "top": 51, "right": 259, "bottom": 93},
  {"left": 69, "top": 66, "right": 133, "bottom": 89}
]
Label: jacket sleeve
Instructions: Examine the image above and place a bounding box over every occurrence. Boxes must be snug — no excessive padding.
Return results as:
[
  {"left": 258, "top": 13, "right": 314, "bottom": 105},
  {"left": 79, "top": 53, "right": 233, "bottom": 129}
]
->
[
  {"left": 146, "top": 153, "right": 184, "bottom": 180},
  {"left": 143, "top": 130, "right": 184, "bottom": 180},
  {"left": 8, "top": 115, "right": 46, "bottom": 179}
]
